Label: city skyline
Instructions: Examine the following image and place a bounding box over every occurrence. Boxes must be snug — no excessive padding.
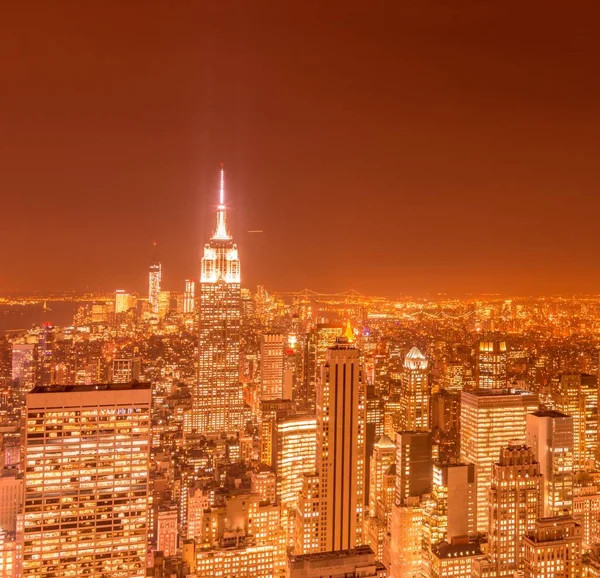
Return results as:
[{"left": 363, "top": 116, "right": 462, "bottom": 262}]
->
[{"left": 2, "top": 3, "right": 600, "bottom": 296}]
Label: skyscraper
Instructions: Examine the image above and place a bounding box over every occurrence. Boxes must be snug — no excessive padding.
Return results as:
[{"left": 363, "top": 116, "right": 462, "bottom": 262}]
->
[
  {"left": 400, "top": 346, "right": 429, "bottom": 431},
  {"left": 183, "top": 278, "right": 195, "bottom": 314},
  {"left": 148, "top": 242, "right": 161, "bottom": 317},
  {"left": 526, "top": 410, "right": 574, "bottom": 517},
  {"left": 22, "top": 383, "right": 151, "bottom": 577},
  {"left": 193, "top": 166, "right": 244, "bottom": 435},
  {"left": 554, "top": 373, "right": 598, "bottom": 470},
  {"left": 460, "top": 388, "right": 538, "bottom": 532},
  {"left": 488, "top": 444, "right": 542, "bottom": 575},
  {"left": 316, "top": 336, "right": 365, "bottom": 552},
  {"left": 476, "top": 339, "right": 507, "bottom": 389},
  {"left": 260, "top": 332, "right": 285, "bottom": 400}
]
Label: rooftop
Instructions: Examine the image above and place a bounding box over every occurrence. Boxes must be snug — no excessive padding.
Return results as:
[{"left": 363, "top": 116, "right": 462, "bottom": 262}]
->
[{"left": 29, "top": 382, "right": 151, "bottom": 394}]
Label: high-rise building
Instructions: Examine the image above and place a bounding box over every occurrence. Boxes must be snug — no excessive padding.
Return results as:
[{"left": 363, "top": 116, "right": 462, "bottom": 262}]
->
[
  {"left": 0, "top": 471, "right": 22, "bottom": 534},
  {"left": 193, "top": 166, "right": 244, "bottom": 435},
  {"left": 365, "top": 435, "right": 396, "bottom": 562},
  {"left": 273, "top": 416, "right": 317, "bottom": 510},
  {"left": 260, "top": 332, "right": 285, "bottom": 400},
  {"left": 110, "top": 356, "right": 141, "bottom": 383},
  {"left": 258, "top": 398, "right": 296, "bottom": 467},
  {"left": 183, "top": 278, "right": 195, "bottom": 314},
  {"left": 526, "top": 410, "right": 574, "bottom": 516},
  {"left": 554, "top": 373, "right": 598, "bottom": 470},
  {"left": 148, "top": 242, "right": 161, "bottom": 317},
  {"left": 488, "top": 444, "right": 542, "bottom": 575},
  {"left": 460, "top": 388, "right": 538, "bottom": 532},
  {"left": 522, "top": 516, "right": 582, "bottom": 578},
  {"left": 476, "top": 339, "right": 507, "bottom": 389},
  {"left": 426, "top": 462, "right": 476, "bottom": 544},
  {"left": 11, "top": 343, "right": 35, "bottom": 396},
  {"left": 316, "top": 337, "right": 365, "bottom": 552},
  {"left": 22, "top": 383, "right": 151, "bottom": 577},
  {"left": 400, "top": 347, "right": 429, "bottom": 431},
  {"left": 114, "top": 289, "right": 131, "bottom": 314},
  {"left": 395, "top": 431, "right": 433, "bottom": 506}
]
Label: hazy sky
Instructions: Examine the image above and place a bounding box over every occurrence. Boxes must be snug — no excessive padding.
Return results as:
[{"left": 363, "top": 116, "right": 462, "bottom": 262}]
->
[{"left": 1, "top": 1, "right": 599, "bottom": 296}]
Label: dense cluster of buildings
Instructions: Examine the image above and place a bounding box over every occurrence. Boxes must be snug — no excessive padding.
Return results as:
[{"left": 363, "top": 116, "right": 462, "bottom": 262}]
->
[{"left": 1, "top": 169, "right": 600, "bottom": 576}]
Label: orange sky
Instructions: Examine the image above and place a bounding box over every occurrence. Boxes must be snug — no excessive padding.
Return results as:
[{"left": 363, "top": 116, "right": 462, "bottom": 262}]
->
[{"left": 1, "top": 1, "right": 599, "bottom": 296}]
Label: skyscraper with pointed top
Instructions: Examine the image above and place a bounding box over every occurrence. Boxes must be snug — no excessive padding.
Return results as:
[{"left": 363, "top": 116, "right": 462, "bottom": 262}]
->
[
  {"left": 193, "top": 165, "right": 244, "bottom": 434},
  {"left": 148, "top": 241, "right": 161, "bottom": 316}
]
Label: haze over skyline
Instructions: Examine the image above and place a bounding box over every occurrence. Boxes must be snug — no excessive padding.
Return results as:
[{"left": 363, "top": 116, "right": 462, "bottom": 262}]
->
[{"left": 1, "top": 2, "right": 599, "bottom": 297}]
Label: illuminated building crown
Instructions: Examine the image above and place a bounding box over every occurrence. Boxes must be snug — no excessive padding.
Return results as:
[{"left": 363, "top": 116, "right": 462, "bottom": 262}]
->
[
  {"left": 201, "top": 164, "right": 240, "bottom": 284},
  {"left": 404, "top": 346, "right": 428, "bottom": 370}
]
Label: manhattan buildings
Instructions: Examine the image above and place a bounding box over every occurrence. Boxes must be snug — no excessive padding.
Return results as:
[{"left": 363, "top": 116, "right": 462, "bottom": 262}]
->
[{"left": 22, "top": 383, "right": 151, "bottom": 577}]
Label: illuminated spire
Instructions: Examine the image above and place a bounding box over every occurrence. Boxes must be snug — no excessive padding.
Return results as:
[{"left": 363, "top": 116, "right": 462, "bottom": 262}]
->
[
  {"left": 212, "top": 163, "right": 232, "bottom": 240},
  {"left": 342, "top": 320, "right": 354, "bottom": 342}
]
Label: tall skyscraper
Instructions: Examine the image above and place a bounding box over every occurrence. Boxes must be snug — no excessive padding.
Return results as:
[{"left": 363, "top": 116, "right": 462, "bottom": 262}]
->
[
  {"left": 316, "top": 336, "right": 365, "bottom": 552},
  {"left": 476, "top": 339, "right": 507, "bottom": 389},
  {"left": 488, "top": 444, "right": 542, "bottom": 576},
  {"left": 526, "top": 410, "right": 574, "bottom": 517},
  {"left": 193, "top": 166, "right": 244, "bottom": 434},
  {"left": 400, "top": 347, "right": 429, "bottom": 431},
  {"left": 460, "top": 388, "right": 538, "bottom": 532},
  {"left": 260, "top": 332, "right": 285, "bottom": 400},
  {"left": 183, "top": 278, "right": 195, "bottom": 314},
  {"left": 554, "top": 373, "right": 598, "bottom": 470},
  {"left": 365, "top": 435, "right": 396, "bottom": 562},
  {"left": 148, "top": 242, "right": 161, "bottom": 316},
  {"left": 114, "top": 289, "right": 131, "bottom": 313},
  {"left": 22, "top": 383, "right": 151, "bottom": 577}
]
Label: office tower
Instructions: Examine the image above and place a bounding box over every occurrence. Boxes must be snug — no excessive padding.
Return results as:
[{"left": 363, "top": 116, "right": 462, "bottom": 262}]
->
[
  {"left": 295, "top": 473, "right": 321, "bottom": 554},
  {"left": 156, "top": 505, "right": 178, "bottom": 557},
  {"left": 183, "top": 278, "right": 195, "bottom": 314},
  {"left": 259, "top": 398, "right": 296, "bottom": 467},
  {"left": 185, "top": 488, "right": 283, "bottom": 577},
  {"left": 554, "top": 373, "right": 598, "bottom": 470},
  {"left": 395, "top": 431, "right": 433, "bottom": 505},
  {"left": 273, "top": 416, "right": 317, "bottom": 510},
  {"left": 522, "top": 516, "right": 582, "bottom": 578},
  {"left": 23, "top": 383, "right": 151, "bottom": 577},
  {"left": 476, "top": 339, "right": 507, "bottom": 388},
  {"left": 400, "top": 347, "right": 429, "bottom": 431},
  {"left": 260, "top": 332, "right": 285, "bottom": 400},
  {"left": 365, "top": 435, "right": 396, "bottom": 562},
  {"left": 251, "top": 469, "right": 277, "bottom": 504},
  {"left": 526, "top": 410, "right": 574, "bottom": 516},
  {"left": 460, "top": 388, "right": 538, "bottom": 532},
  {"left": 11, "top": 343, "right": 35, "bottom": 396},
  {"left": 365, "top": 387, "right": 384, "bottom": 504},
  {"left": 287, "top": 545, "right": 386, "bottom": 578},
  {"left": 110, "top": 356, "right": 141, "bottom": 383},
  {"left": 0, "top": 471, "right": 22, "bottom": 533},
  {"left": 148, "top": 242, "right": 161, "bottom": 316},
  {"left": 303, "top": 323, "right": 343, "bottom": 412},
  {"left": 388, "top": 432, "right": 432, "bottom": 578},
  {"left": 316, "top": 337, "right": 366, "bottom": 552},
  {"left": 488, "top": 444, "right": 542, "bottom": 575},
  {"left": 389, "top": 500, "right": 424, "bottom": 578},
  {"left": 426, "top": 463, "right": 476, "bottom": 545},
  {"left": 114, "top": 289, "right": 130, "bottom": 313},
  {"left": 194, "top": 166, "right": 244, "bottom": 435},
  {"left": 572, "top": 471, "right": 600, "bottom": 549}
]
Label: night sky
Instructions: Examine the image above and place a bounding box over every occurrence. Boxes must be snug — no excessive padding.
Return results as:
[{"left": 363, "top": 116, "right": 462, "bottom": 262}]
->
[{"left": 1, "top": 2, "right": 599, "bottom": 297}]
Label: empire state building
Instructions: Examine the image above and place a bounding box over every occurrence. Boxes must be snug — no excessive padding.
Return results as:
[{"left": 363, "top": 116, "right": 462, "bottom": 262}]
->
[{"left": 193, "top": 166, "right": 244, "bottom": 435}]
